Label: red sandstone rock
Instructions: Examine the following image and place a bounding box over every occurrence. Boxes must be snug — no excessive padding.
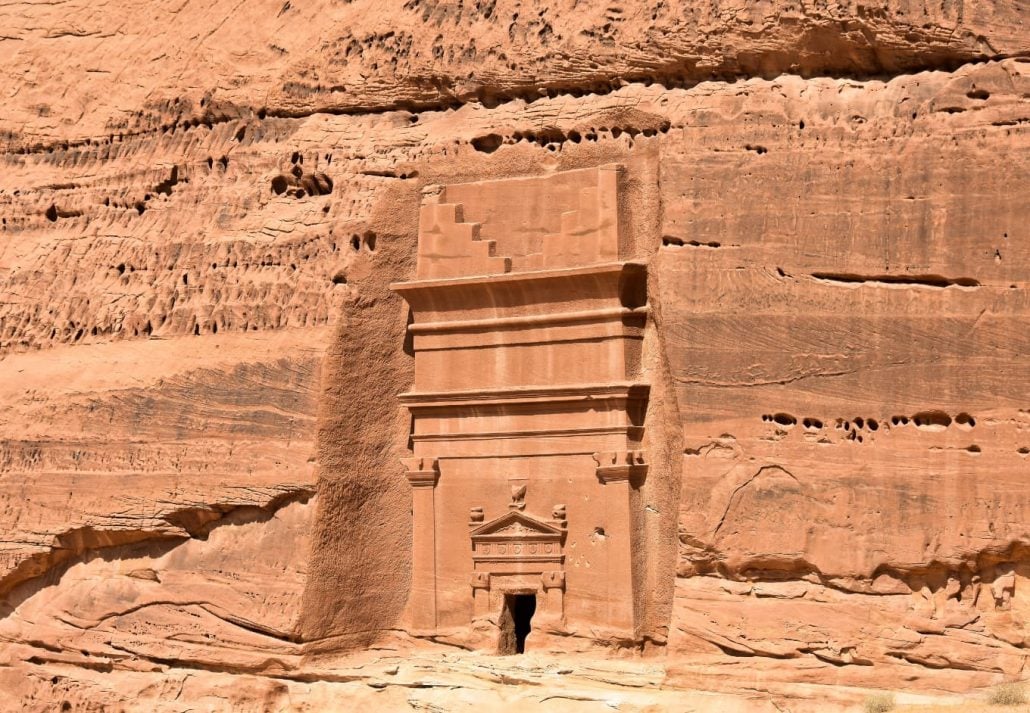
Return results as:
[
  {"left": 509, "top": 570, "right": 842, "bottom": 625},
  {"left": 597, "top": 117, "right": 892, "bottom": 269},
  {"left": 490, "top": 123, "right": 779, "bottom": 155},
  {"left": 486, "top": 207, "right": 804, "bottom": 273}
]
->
[{"left": 0, "top": 1, "right": 1028, "bottom": 710}]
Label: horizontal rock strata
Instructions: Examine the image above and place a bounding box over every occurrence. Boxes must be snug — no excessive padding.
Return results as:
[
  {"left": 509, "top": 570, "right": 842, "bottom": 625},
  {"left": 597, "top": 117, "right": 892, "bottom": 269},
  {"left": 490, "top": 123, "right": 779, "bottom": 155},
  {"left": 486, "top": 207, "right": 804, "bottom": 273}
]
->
[{"left": 0, "top": 0, "right": 1027, "bottom": 708}]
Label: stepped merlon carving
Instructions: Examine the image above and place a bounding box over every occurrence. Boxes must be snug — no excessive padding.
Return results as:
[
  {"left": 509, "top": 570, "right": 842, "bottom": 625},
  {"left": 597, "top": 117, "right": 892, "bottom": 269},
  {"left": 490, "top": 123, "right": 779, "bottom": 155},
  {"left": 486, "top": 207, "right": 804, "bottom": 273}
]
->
[{"left": 416, "top": 164, "right": 622, "bottom": 280}]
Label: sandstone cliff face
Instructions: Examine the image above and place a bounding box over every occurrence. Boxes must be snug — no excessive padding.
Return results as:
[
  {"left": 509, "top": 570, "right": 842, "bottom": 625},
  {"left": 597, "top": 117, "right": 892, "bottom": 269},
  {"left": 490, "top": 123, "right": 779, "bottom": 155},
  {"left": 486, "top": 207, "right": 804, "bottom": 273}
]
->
[
  {"left": 658, "top": 62, "right": 1030, "bottom": 689},
  {"left": 0, "top": 1, "right": 1028, "bottom": 710}
]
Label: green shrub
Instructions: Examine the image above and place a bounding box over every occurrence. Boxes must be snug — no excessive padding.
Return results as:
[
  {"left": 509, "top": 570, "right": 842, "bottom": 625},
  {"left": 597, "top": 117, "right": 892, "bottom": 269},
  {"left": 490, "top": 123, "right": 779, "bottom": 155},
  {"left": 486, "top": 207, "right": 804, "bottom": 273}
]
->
[
  {"left": 862, "top": 692, "right": 895, "bottom": 713},
  {"left": 988, "top": 682, "right": 1026, "bottom": 706}
]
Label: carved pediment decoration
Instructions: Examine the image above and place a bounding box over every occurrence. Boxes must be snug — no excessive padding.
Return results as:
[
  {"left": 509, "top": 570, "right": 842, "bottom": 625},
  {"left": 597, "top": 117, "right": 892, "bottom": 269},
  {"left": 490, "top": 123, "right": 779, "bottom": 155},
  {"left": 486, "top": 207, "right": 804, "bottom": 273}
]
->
[
  {"left": 470, "top": 510, "right": 563, "bottom": 539},
  {"left": 469, "top": 505, "right": 567, "bottom": 566}
]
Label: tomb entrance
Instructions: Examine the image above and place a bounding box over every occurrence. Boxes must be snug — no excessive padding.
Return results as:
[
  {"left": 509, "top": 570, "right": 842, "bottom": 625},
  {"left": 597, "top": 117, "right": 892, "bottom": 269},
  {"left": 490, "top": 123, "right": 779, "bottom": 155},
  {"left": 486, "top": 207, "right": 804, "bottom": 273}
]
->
[{"left": 498, "top": 593, "right": 537, "bottom": 654}]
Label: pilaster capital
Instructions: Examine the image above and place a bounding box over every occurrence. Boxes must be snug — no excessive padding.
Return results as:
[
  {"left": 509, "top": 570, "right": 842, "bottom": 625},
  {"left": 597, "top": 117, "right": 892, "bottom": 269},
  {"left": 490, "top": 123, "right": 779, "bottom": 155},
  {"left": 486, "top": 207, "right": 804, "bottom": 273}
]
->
[
  {"left": 541, "top": 571, "right": 566, "bottom": 590},
  {"left": 592, "top": 450, "right": 647, "bottom": 484},
  {"left": 401, "top": 456, "right": 440, "bottom": 488}
]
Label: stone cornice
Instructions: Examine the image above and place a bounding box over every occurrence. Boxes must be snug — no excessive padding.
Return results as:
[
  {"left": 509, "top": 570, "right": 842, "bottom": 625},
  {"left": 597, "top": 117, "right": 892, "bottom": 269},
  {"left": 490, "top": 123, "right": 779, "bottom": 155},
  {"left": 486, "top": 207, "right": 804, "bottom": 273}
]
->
[
  {"left": 408, "top": 305, "right": 648, "bottom": 335},
  {"left": 391, "top": 260, "right": 644, "bottom": 294},
  {"left": 390, "top": 261, "right": 647, "bottom": 315},
  {"left": 399, "top": 382, "right": 650, "bottom": 409}
]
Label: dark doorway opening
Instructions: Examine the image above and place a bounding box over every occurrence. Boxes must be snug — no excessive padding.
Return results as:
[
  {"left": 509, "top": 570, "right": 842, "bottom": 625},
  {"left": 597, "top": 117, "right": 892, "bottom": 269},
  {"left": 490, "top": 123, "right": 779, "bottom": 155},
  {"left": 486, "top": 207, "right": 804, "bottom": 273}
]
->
[{"left": 498, "top": 593, "right": 536, "bottom": 654}]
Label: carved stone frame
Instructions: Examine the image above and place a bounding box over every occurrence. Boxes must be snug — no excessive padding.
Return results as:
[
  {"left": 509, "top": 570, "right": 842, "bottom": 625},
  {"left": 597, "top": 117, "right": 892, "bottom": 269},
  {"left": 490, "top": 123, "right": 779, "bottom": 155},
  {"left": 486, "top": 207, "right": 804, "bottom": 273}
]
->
[{"left": 468, "top": 507, "right": 568, "bottom": 628}]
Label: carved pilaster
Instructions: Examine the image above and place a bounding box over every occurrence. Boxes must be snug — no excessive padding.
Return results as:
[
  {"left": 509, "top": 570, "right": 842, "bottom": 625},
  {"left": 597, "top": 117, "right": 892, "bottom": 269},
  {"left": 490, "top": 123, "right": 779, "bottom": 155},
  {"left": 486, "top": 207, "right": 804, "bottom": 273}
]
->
[
  {"left": 401, "top": 455, "right": 441, "bottom": 630},
  {"left": 590, "top": 450, "right": 645, "bottom": 633}
]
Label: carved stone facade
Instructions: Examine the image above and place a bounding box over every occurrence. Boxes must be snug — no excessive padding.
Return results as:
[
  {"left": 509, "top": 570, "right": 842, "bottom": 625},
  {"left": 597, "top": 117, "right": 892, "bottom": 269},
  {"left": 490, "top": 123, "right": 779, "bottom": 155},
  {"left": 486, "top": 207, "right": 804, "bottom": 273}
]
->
[{"left": 393, "top": 165, "right": 652, "bottom": 648}]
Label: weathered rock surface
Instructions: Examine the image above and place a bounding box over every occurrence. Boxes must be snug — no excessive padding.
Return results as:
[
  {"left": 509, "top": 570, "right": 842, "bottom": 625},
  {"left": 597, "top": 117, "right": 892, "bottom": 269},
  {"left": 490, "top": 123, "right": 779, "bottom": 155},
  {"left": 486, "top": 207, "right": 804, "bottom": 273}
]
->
[
  {"left": 2, "top": 0, "right": 1028, "bottom": 144},
  {"left": 0, "top": 0, "right": 1028, "bottom": 709}
]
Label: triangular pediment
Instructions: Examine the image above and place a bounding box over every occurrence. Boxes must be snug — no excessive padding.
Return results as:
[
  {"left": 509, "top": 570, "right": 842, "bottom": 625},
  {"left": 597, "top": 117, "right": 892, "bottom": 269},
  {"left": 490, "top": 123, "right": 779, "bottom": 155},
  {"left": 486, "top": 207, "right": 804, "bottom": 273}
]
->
[{"left": 470, "top": 510, "right": 563, "bottom": 538}]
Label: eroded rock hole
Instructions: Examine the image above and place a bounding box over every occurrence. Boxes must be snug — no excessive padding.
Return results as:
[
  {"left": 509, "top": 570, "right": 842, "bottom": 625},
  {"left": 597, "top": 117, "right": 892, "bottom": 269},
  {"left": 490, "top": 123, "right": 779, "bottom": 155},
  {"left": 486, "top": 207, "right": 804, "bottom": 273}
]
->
[
  {"left": 301, "top": 172, "right": 333, "bottom": 196},
  {"left": 498, "top": 594, "right": 536, "bottom": 655},
  {"left": 773, "top": 413, "right": 796, "bottom": 427},
  {"left": 471, "top": 133, "right": 504, "bottom": 153},
  {"left": 955, "top": 412, "right": 976, "bottom": 428},
  {"left": 913, "top": 410, "right": 952, "bottom": 430},
  {"left": 155, "top": 166, "right": 179, "bottom": 196},
  {"left": 812, "top": 272, "right": 980, "bottom": 288}
]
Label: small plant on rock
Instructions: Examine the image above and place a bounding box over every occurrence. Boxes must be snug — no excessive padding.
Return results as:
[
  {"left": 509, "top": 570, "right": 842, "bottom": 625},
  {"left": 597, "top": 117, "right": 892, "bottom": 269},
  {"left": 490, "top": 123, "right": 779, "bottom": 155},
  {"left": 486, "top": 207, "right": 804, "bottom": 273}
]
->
[
  {"left": 988, "top": 682, "right": 1026, "bottom": 706},
  {"left": 862, "top": 693, "right": 895, "bottom": 713}
]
